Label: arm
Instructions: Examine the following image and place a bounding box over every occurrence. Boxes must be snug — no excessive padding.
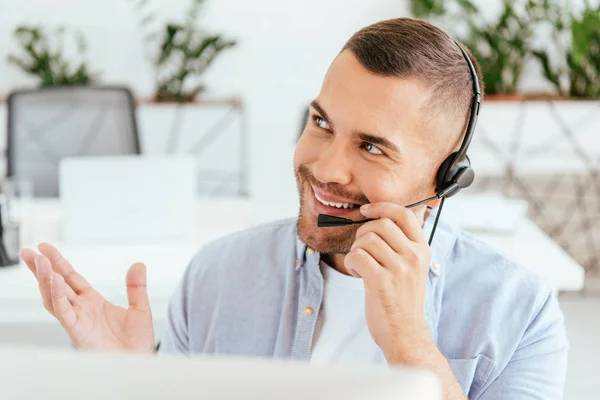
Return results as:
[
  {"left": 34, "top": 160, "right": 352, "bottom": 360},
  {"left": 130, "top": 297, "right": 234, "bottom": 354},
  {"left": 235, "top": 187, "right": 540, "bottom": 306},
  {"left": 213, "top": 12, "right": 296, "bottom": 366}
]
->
[
  {"left": 157, "top": 262, "right": 193, "bottom": 354},
  {"left": 347, "top": 203, "right": 467, "bottom": 400},
  {"left": 388, "top": 338, "right": 467, "bottom": 399},
  {"left": 475, "top": 291, "right": 568, "bottom": 400}
]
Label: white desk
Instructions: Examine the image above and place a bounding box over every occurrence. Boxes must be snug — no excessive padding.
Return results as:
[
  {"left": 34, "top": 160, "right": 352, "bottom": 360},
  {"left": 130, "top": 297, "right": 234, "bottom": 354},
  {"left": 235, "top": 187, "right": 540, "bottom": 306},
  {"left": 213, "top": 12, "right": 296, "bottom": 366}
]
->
[
  {"left": 0, "top": 198, "right": 585, "bottom": 347},
  {"left": 0, "top": 198, "right": 255, "bottom": 322},
  {"left": 475, "top": 219, "right": 585, "bottom": 291}
]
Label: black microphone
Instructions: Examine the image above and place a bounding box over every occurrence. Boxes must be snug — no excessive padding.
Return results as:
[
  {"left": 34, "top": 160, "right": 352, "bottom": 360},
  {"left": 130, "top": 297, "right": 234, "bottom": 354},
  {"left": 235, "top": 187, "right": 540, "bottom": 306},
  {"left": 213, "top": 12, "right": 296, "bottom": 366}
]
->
[{"left": 317, "top": 183, "right": 458, "bottom": 227}]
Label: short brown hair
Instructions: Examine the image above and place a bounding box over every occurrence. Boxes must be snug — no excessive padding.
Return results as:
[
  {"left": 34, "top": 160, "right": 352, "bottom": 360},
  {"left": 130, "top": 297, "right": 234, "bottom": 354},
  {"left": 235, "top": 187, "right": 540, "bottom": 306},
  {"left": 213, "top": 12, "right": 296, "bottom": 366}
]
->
[{"left": 342, "top": 18, "right": 484, "bottom": 146}]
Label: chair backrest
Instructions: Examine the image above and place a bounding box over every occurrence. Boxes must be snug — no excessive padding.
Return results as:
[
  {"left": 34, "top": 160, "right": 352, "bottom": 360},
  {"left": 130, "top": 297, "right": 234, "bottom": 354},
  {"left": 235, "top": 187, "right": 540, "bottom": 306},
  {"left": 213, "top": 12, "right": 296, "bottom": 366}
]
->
[
  {"left": 298, "top": 106, "right": 309, "bottom": 141},
  {"left": 7, "top": 86, "right": 141, "bottom": 197}
]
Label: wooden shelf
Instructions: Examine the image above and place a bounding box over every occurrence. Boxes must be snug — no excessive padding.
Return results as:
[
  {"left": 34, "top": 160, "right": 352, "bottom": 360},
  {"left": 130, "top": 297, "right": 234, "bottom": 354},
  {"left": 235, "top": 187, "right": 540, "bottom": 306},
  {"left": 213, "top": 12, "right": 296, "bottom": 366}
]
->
[{"left": 0, "top": 95, "right": 242, "bottom": 106}]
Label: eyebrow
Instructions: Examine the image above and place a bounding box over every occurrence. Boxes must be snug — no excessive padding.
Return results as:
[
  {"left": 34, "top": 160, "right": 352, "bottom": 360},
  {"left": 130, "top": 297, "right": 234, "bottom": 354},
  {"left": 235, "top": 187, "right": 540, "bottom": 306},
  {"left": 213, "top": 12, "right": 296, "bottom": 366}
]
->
[
  {"left": 310, "top": 100, "right": 401, "bottom": 154},
  {"left": 357, "top": 133, "right": 401, "bottom": 154},
  {"left": 310, "top": 101, "right": 332, "bottom": 127}
]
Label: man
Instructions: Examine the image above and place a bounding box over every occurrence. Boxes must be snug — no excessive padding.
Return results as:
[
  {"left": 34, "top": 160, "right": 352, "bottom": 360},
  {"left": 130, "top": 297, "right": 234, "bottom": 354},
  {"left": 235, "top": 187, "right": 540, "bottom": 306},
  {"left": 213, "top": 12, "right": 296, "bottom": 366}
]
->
[{"left": 19, "top": 18, "right": 567, "bottom": 400}]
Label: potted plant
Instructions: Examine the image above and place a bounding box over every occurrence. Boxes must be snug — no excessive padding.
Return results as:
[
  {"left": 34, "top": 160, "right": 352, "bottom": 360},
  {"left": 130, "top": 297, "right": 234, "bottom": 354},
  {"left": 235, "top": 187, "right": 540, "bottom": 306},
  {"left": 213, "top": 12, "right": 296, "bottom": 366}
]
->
[
  {"left": 129, "top": 0, "right": 246, "bottom": 195},
  {"left": 532, "top": 1, "right": 600, "bottom": 98},
  {"left": 410, "top": 0, "right": 543, "bottom": 99},
  {"left": 130, "top": 0, "right": 236, "bottom": 103},
  {"left": 7, "top": 25, "right": 98, "bottom": 87}
]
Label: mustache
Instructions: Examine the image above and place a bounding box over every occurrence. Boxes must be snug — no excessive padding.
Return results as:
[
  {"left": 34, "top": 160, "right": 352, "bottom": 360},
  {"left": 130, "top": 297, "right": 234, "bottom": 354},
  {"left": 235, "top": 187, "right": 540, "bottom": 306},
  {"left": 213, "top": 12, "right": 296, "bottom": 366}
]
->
[{"left": 296, "top": 165, "right": 370, "bottom": 205}]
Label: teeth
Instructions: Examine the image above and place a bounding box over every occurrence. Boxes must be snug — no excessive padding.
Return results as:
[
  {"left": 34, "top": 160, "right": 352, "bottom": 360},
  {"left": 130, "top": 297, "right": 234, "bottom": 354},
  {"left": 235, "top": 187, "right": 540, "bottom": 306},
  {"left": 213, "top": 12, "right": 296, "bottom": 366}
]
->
[{"left": 314, "top": 192, "right": 355, "bottom": 209}]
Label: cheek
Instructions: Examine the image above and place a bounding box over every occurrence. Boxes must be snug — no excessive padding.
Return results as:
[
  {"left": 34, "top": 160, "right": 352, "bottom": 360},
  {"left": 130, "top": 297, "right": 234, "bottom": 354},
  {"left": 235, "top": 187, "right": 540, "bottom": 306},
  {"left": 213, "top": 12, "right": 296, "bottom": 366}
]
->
[
  {"left": 293, "top": 136, "right": 308, "bottom": 169},
  {"left": 294, "top": 133, "right": 318, "bottom": 168},
  {"left": 355, "top": 171, "right": 400, "bottom": 203}
]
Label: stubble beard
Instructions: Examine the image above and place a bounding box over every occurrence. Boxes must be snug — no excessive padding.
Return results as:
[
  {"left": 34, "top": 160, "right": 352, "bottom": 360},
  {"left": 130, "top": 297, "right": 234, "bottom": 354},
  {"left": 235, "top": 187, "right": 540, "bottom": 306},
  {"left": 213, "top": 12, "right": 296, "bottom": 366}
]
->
[{"left": 295, "top": 166, "right": 363, "bottom": 254}]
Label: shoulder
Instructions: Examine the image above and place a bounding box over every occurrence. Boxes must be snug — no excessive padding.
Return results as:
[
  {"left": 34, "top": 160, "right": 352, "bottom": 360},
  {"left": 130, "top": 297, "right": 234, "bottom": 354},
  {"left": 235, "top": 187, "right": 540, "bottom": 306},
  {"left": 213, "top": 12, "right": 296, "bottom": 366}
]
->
[
  {"left": 441, "top": 231, "right": 567, "bottom": 400},
  {"left": 448, "top": 229, "right": 551, "bottom": 302},
  {"left": 438, "top": 225, "right": 566, "bottom": 361},
  {"left": 430, "top": 214, "right": 551, "bottom": 305},
  {"left": 195, "top": 218, "right": 297, "bottom": 258},
  {"left": 183, "top": 218, "right": 298, "bottom": 282}
]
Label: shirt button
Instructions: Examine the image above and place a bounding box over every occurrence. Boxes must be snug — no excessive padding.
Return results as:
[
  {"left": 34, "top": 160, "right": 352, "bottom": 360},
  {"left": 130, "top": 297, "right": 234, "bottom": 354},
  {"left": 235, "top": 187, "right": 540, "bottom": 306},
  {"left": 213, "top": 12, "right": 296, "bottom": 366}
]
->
[
  {"left": 303, "top": 306, "right": 314, "bottom": 316},
  {"left": 295, "top": 259, "right": 300, "bottom": 267},
  {"left": 307, "top": 248, "right": 315, "bottom": 256},
  {"left": 432, "top": 263, "right": 441, "bottom": 272}
]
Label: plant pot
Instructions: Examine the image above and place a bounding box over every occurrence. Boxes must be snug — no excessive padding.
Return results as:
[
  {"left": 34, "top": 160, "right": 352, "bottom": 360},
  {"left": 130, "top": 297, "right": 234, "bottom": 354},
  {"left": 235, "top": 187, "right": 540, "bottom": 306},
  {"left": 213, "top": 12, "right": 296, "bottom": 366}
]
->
[
  {"left": 484, "top": 93, "right": 527, "bottom": 102},
  {"left": 153, "top": 94, "right": 197, "bottom": 104}
]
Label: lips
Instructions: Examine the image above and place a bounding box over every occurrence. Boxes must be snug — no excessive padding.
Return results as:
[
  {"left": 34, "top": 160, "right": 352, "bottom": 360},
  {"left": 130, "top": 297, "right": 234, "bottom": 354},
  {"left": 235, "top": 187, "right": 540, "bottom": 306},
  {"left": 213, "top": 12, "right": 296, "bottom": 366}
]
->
[
  {"left": 309, "top": 185, "right": 364, "bottom": 218},
  {"left": 313, "top": 191, "right": 358, "bottom": 209}
]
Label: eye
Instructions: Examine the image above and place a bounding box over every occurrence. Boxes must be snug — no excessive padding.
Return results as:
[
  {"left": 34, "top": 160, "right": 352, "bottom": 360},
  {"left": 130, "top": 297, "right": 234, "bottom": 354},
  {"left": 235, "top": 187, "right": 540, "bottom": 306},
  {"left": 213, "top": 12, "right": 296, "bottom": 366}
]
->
[
  {"left": 362, "top": 142, "right": 384, "bottom": 155},
  {"left": 312, "top": 115, "right": 330, "bottom": 130}
]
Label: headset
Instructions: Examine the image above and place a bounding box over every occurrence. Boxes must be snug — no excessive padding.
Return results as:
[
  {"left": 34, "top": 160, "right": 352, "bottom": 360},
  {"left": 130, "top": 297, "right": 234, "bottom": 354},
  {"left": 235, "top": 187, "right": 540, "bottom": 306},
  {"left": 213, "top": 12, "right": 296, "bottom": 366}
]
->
[{"left": 318, "top": 39, "right": 482, "bottom": 246}]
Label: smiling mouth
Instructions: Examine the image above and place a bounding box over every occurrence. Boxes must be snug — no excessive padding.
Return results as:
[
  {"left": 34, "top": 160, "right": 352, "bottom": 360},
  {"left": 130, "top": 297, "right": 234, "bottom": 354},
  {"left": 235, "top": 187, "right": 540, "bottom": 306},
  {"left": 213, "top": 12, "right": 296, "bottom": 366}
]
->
[{"left": 313, "top": 191, "right": 360, "bottom": 210}]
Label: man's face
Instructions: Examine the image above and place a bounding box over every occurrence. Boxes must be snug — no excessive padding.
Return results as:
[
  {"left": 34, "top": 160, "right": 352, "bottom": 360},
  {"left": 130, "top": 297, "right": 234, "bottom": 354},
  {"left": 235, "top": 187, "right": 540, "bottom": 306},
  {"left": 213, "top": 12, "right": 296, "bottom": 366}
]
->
[{"left": 294, "top": 50, "right": 442, "bottom": 254}]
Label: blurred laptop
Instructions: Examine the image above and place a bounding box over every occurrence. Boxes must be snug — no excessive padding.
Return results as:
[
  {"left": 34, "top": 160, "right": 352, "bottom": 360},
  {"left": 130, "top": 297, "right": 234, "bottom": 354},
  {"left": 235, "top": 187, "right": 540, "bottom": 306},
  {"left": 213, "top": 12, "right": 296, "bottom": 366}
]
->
[
  {"left": 59, "top": 155, "right": 197, "bottom": 245},
  {"left": 0, "top": 346, "right": 442, "bottom": 400}
]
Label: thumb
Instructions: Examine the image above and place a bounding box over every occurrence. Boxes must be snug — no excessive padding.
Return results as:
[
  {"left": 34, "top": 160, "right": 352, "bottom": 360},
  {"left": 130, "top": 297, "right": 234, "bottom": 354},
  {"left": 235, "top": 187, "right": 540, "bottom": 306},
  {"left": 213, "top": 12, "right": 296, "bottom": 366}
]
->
[{"left": 126, "top": 263, "right": 151, "bottom": 313}]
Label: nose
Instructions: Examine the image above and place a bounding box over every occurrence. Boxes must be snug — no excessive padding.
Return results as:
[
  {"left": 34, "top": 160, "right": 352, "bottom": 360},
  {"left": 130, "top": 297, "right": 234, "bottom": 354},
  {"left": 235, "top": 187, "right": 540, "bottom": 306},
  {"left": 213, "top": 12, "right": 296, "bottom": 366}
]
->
[{"left": 312, "top": 139, "right": 352, "bottom": 186}]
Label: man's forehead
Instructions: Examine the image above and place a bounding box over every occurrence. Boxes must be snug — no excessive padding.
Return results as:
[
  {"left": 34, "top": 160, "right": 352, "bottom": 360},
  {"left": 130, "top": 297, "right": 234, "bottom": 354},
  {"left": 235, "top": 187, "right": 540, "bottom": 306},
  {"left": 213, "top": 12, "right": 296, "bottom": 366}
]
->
[{"left": 318, "top": 51, "right": 431, "bottom": 135}]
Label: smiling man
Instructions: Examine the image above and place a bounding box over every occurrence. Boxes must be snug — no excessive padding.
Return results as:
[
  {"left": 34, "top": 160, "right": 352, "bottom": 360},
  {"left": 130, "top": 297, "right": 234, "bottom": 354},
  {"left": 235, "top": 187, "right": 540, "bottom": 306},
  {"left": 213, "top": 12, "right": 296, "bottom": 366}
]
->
[{"left": 19, "top": 18, "right": 567, "bottom": 400}]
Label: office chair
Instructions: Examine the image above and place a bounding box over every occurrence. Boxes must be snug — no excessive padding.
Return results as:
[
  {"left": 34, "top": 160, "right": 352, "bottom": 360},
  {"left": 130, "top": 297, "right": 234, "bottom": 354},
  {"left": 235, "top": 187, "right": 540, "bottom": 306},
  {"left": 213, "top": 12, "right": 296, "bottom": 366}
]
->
[
  {"left": 298, "top": 106, "right": 309, "bottom": 141},
  {"left": 6, "top": 86, "right": 141, "bottom": 197}
]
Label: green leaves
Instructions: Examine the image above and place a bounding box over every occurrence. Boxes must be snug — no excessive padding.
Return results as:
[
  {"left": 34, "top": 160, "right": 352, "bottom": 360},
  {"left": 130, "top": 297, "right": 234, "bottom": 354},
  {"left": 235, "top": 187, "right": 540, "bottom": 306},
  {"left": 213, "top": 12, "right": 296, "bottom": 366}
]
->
[
  {"left": 411, "top": 0, "right": 600, "bottom": 98},
  {"left": 532, "top": 3, "right": 600, "bottom": 98},
  {"left": 146, "top": 0, "right": 236, "bottom": 102},
  {"left": 532, "top": 50, "right": 563, "bottom": 94},
  {"left": 410, "top": 0, "right": 446, "bottom": 19},
  {"left": 7, "top": 25, "right": 97, "bottom": 87},
  {"left": 462, "top": 0, "right": 534, "bottom": 95},
  {"left": 456, "top": 0, "right": 478, "bottom": 14},
  {"left": 567, "top": 6, "right": 600, "bottom": 97},
  {"left": 410, "top": 0, "right": 477, "bottom": 18},
  {"left": 129, "top": 0, "right": 236, "bottom": 102}
]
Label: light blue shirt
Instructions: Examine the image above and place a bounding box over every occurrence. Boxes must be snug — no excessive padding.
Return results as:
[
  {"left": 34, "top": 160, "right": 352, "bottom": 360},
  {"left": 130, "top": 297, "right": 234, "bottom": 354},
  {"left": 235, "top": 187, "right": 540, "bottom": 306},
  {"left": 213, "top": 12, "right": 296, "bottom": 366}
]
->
[{"left": 159, "top": 213, "right": 568, "bottom": 399}]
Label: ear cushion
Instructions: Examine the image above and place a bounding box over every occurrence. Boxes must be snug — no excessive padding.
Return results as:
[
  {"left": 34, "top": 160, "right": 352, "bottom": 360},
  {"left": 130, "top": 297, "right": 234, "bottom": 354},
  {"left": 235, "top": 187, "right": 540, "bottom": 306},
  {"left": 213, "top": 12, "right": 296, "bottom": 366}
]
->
[{"left": 436, "top": 152, "right": 474, "bottom": 195}]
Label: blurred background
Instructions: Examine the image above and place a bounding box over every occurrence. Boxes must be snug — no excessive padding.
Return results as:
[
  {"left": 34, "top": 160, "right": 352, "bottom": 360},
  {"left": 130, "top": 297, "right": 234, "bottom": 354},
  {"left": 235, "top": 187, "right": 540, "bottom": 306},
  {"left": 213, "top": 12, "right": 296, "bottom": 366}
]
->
[{"left": 0, "top": 0, "right": 598, "bottom": 398}]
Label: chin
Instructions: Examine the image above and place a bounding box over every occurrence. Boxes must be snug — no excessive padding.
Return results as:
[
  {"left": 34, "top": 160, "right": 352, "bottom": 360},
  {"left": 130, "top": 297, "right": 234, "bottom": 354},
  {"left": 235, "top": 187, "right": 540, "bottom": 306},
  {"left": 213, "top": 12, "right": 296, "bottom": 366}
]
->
[{"left": 296, "top": 203, "right": 356, "bottom": 254}]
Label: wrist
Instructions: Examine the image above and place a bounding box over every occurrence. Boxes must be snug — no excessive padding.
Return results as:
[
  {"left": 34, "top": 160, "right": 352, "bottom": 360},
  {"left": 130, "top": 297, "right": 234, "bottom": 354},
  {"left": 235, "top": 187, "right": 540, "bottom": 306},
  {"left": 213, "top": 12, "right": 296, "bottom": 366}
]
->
[{"left": 385, "top": 331, "right": 437, "bottom": 367}]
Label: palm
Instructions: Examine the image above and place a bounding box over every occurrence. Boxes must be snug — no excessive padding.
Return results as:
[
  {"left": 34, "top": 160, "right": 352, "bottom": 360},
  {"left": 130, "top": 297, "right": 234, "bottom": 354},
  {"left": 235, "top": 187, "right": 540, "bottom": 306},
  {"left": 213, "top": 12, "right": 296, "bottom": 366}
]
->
[
  {"left": 19, "top": 243, "right": 156, "bottom": 353},
  {"left": 71, "top": 289, "right": 154, "bottom": 351}
]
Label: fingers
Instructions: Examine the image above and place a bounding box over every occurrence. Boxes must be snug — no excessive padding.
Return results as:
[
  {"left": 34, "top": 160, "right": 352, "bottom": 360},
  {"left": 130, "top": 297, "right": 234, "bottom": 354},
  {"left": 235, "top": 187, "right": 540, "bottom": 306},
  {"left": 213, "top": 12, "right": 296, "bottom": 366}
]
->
[
  {"left": 360, "top": 203, "right": 426, "bottom": 244},
  {"left": 126, "top": 263, "right": 151, "bottom": 314},
  {"left": 351, "top": 232, "right": 400, "bottom": 270},
  {"left": 35, "top": 254, "right": 56, "bottom": 315},
  {"left": 37, "top": 243, "right": 92, "bottom": 294},
  {"left": 344, "top": 248, "right": 389, "bottom": 287},
  {"left": 19, "top": 248, "right": 38, "bottom": 276},
  {"left": 355, "top": 218, "right": 410, "bottom": 254},
  {"left": 51, "top": 273, "right": 77, "bottom": 331}
]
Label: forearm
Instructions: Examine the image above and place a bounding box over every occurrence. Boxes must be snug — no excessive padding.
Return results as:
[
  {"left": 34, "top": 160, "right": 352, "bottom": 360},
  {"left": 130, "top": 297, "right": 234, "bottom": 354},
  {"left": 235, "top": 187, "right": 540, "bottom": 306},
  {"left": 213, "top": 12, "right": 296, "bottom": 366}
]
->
[{"left": 387, "top": 337, "right": 466, "bottom": 400}]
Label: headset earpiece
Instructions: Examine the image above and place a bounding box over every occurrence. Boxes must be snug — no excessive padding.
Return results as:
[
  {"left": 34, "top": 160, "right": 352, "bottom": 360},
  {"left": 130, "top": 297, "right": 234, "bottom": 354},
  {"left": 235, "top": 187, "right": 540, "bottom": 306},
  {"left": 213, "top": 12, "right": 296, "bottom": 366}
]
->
[{"left": 435, "top": 152, "right": 475, "bottom": 198}]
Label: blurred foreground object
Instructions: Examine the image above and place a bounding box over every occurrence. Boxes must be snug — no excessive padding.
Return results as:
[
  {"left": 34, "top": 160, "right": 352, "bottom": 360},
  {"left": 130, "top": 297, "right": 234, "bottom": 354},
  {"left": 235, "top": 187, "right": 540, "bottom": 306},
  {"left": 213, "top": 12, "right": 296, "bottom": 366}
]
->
[{"left": 0, "top": 345, "right": 442, "bottom": 400}]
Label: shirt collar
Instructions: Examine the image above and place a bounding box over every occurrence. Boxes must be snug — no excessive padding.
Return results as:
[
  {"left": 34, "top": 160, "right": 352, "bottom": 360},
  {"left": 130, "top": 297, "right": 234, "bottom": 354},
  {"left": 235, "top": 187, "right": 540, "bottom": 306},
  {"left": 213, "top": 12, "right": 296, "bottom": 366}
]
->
[
  {"left": 423, "top": 208, "right": 459, "bottom": 276},
  {"left": 294, "top": 235, "right": 311, "bottom": 271}
]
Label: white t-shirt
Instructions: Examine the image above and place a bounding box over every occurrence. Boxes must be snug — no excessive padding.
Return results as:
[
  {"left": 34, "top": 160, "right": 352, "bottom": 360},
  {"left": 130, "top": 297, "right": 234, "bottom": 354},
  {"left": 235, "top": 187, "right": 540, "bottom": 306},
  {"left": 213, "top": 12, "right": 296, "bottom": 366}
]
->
[{"left": 310, "top": 261, "right": 387, "bottom": 366}]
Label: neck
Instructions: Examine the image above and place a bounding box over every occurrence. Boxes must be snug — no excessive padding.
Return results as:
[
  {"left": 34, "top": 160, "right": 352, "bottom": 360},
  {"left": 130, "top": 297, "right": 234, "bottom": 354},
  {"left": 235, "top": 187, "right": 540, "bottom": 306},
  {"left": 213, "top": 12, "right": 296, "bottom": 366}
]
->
[{"left": 323, "top": 206, "right": 431, "bottom": 275}]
